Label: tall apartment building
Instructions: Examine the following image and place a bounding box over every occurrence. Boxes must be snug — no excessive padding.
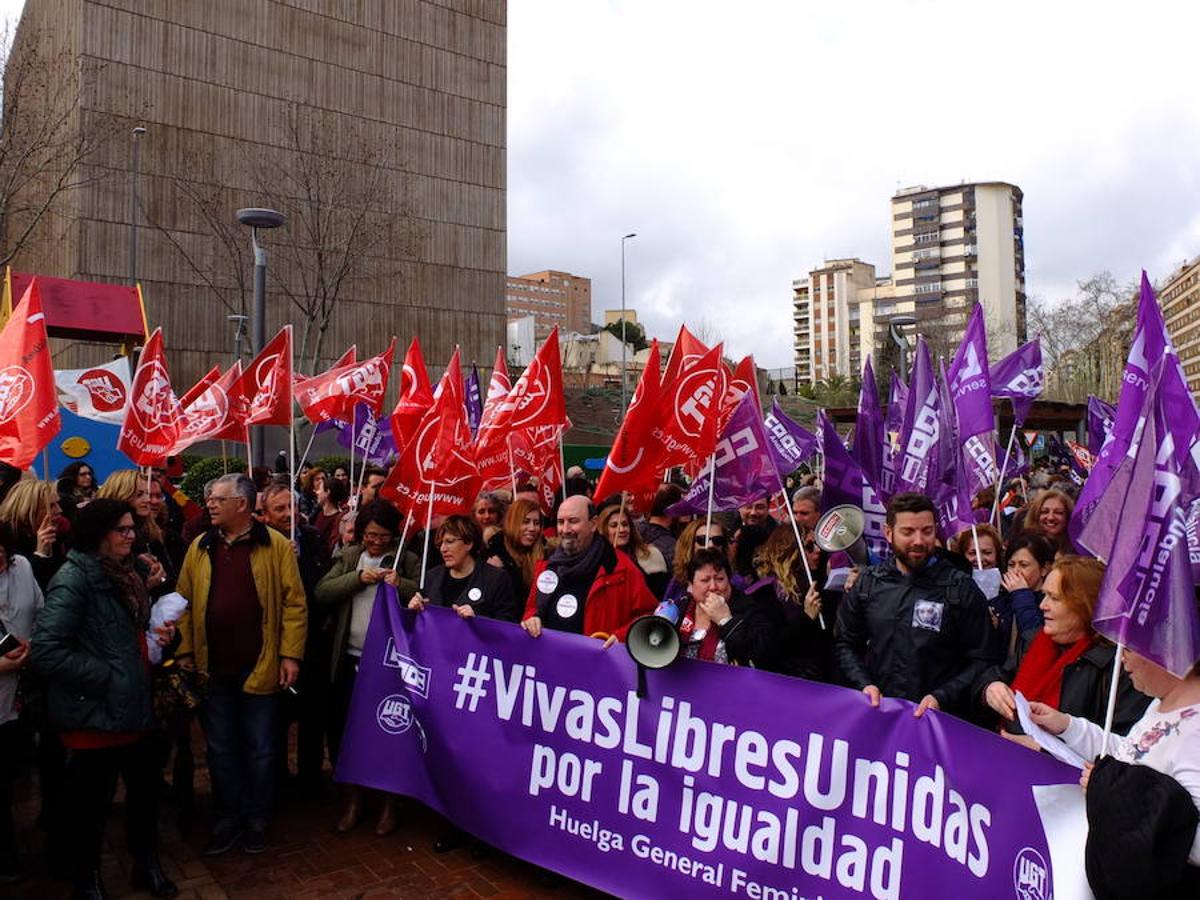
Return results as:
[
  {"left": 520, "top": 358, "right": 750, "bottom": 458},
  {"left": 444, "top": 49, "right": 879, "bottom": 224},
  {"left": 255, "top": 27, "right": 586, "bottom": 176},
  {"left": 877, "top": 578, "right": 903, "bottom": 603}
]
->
[
  {"left": 6, "top": 0, "right": 506, "bottom": 386},
  {"left": 1160, "top": 256, "right": 1200, "bottom": 404},
  {"left": 792, "top": 181, "right": 1026, "bottom": 386},
  {"left": 891, "top": 182, "right": 1026, "bottom": 357},
  {"left": 505, "top": 270, "right": 592, "bottom": 340}
]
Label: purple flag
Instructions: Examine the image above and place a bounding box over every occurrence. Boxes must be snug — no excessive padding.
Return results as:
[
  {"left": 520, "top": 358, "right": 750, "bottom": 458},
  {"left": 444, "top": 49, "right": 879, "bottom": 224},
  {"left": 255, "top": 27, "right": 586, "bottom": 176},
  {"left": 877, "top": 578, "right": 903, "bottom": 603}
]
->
[
  {"left": 338, "top": 595, "right": 1086, "bottom": 899},
  {"left": 989, "top": 338, "right": 1043, "bottom": 428},
  {"left": 947, "top": 305, "right": 998, "bottom": 497},
  {"left": 762, "top": 400, "right": 818, "bottom": 476},
  {"left": 818, "top": 411, "right": 890, "bottom": 561},
  {"left": 1089, "top": 360, "right": 1200, "bottom": 676},
  {"left": 1086, "top": 395, "right": 1115, "bottom": 455},
  {"left": 895, "top": 337, "right": 939, "bottom": 495},
  {"left": 465, "top": 363, "right": 483, "bottom": 437},
  {"left": 1187, "top": 498, "right": 1200, "bottom": 585},
  {"left": 1072, "top": 272, "right": 1174, "bottom": 541},
  {"left": 852, "top": 357, "right": 884, "bottom": 490},
  {"left": 932, "top": 362, "right": 977, "bottom": 542},
  {"left": 880, "top": 371, "right": 907, "bottom": 498},
  {"left": 668, "top": 391, "right": 779, "bottom": 516},
  {"left": 335, "top": 402, "right": 397, "bottom": 464}
]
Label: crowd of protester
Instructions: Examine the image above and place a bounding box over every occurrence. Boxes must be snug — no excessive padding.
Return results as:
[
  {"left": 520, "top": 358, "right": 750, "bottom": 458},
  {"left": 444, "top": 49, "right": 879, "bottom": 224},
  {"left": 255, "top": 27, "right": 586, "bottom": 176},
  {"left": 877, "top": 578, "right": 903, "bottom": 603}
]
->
[{"left": 0, "top": 451, "right": 1196, "bottom": 897}]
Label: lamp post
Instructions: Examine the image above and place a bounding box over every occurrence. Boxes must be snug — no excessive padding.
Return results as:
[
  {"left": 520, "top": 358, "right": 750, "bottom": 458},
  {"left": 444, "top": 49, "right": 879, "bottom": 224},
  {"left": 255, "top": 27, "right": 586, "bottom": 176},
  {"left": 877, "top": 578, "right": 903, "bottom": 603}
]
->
[
  {"left": 128, "top": 126, "right": 146, "bottom": 286},
  {"left": 888, "top": 314, "right": 917, "bottom": 380},
  {"left": 227, "top": 314, "right": 248, "bottom": 363},
  {"left": 236, "top": 207, "right": 286, "bottom": 468},
  {"left": 620, "top": 232, "right": 637, "bottom": 417}
]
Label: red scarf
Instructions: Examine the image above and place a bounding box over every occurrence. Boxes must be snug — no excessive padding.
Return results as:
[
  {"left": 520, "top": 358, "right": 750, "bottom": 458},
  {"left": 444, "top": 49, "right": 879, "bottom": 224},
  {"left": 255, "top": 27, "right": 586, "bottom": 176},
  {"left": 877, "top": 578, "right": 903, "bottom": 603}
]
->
[
  {"left": 1011, "top": 630, "right": 1093, "bottom": 708},
  {"left": 678, "top": 597, "right": 722, "bottom": 662}
]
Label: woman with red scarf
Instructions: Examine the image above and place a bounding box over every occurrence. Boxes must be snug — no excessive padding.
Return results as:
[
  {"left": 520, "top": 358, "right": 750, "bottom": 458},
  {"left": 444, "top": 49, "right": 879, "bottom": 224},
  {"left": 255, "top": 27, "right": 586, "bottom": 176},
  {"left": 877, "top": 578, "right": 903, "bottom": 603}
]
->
[{"left": 974, "top": 556, "right": 1150, "bottom": 745}]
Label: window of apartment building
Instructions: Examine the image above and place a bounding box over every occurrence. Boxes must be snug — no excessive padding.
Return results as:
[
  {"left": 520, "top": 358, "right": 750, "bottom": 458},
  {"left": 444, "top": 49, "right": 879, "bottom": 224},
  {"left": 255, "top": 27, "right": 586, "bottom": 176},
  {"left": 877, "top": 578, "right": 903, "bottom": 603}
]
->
[
  {"left": 914, "top": 282, "right": 942, "bottom": 295},
  {"left": 914, "top": 231, "right": 939, "bottom": 244}
]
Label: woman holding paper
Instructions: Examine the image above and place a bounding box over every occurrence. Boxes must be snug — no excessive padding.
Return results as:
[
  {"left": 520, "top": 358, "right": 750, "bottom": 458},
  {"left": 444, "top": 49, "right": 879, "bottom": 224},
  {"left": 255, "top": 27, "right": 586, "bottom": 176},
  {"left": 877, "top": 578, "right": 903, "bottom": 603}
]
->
[
  {"left": 974, "top": 556, "right": 1148, "bottom": 740},
  {"left": 1030, "top": 654, "right": 1200, "bottom": 893}
]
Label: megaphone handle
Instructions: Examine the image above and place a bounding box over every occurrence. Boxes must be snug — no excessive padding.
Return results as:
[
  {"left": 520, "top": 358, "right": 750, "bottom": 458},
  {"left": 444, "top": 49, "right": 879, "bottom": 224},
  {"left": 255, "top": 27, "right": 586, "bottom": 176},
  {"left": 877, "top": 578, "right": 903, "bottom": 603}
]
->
[{"left": 636, "top": 664, "right": 648, "bottom": 699}]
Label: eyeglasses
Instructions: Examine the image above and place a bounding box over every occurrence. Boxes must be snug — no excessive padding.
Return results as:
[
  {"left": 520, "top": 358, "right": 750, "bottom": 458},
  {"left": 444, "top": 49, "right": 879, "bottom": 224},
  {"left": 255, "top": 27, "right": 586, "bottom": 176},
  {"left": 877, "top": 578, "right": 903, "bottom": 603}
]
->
[
  {"left": 114, "top": 525, "right": 137, "bottom": 536},
  {"left": 207, "top": 495, "right": 239, "bottom": 504},
  {"left": 694, "top": 535, "right": 727, "bottom": 547}
]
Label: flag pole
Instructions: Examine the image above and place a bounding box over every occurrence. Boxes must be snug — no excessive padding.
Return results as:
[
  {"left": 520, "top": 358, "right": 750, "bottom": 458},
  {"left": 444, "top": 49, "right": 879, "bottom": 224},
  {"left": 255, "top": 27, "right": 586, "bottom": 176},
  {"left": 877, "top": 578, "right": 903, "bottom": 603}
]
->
[
  {"left": 704, "top": 453, "right": 716, "bottom": 544},
  {"left": 969, "top": 523, "right": 984, "bottom": 570},
  {"left": 559, "top": 432, "right": 567, "bottom": 505},
  {"left": 776, "top": 471, "right": 822, "bottom": 630},
  {"left": 991, "top": 424, "right": 1018, "bottom": 525},
  {"left": 419, "top": 485, "right": 435, "bottom": 590},
  {"left": 1099, "top": 641, "right": 1124, "bottom": 758},
  {"left": 392, "top": 511, "right": 412, "bottom": 574},
  {"left": 296, "top": 426, "right": 319, "bottom": 479},
  {"left": 348, "top": 415, "right": 357, "bottom": 508}
]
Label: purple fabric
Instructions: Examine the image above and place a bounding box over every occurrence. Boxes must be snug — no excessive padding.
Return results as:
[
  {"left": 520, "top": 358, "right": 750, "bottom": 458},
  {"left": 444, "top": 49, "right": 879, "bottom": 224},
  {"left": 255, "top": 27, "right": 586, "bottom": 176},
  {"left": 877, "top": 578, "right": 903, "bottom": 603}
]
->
[
  {"left": 880, "top": 371, "right": 907, "bottom": 498},
  {"left": 946, "top": 306, "right": 998, "bottom": 498},
  {"left": 852, "top": 358, "right": 885, "bottom": 490},
  {"left": 895, "top": 337, "right": 939, "bottom": 495},
  {"left": 762, "top": 400, "right": 818, "bottom": 476},
  {"left": 335, "top": 402, "right": 397, "bottom": 464},
  {"left": 818, "top": 411, "right": 890, "bottom": 562},
  {"left": 668, "top": 391, "right": 780, "bottom": 516},
  {"left": 1072, "top": 272, "right": 1174, "bottom": 542},
  {"left": 1089, "top": 360, "right": 1200, "bottom": 677},
  {"left": 1086, "top": 395, "right": 1115, "bottom": 456},
  {"left": 988, "top": 338, "right": 1043, "bottom": 428},
  {"left": 465, "top": 364, "right": 484, "bottom": 437},
  {"left": 932, "top": 362, "right": 977, "bottom": 542},
  {"left": 337, "top": 594, "right": 1083, "bottom": 899}
]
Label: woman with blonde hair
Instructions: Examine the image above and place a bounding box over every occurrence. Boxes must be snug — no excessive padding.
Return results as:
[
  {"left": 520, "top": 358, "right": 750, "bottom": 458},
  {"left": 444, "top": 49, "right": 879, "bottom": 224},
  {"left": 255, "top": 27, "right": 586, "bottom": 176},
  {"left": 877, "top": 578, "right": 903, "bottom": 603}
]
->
[
  {"left": 660, "top": 519, "right": 728, "bottom": 608},
  {"left": 598, "top": 504, "right": 669, "bottom": 598},
  {"left": 485, "top": 498, "right": 545, "bottom": 601},
  {"left": 0, "top": 478, "right": 65, "bottom": 590},
  {"left": 97, "top": 470, "right": 172, "bottom": 593},
  {"left": 1019, "top": 488, "right": 1075, "bottom": 555},
  {"left": 750, "top": 525, "right": 831, "bottom": 680},
  {"left": 975, "top": 555, "right": 1148, "bottom": 741}
]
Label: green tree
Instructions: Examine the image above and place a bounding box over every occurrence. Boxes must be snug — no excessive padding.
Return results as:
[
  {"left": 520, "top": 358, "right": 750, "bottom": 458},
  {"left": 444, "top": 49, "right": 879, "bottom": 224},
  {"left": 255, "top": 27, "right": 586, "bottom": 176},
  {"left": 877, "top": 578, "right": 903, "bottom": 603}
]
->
[{"left": 602, "top": 319, "right": 649, "bottom": 352}]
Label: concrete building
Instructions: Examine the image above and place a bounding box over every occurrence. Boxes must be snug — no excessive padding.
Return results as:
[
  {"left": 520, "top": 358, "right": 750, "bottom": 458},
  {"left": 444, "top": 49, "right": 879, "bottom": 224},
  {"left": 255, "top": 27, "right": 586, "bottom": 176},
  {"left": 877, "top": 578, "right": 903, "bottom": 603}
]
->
[
  {"left": 792, "top": 258, "right": 881, "bottom": 383},
  {"left": 890, "top": 181, "right": 1026, "bottom": 357},
  {"left": 1160, "top": 257, "right": 1200, "bottom": 404},
  {"left": 505, "top": 269, "right": 592, "bottom": 339},
  {"left": 6, "top": 0, "right": 506, "bottom": 386}
]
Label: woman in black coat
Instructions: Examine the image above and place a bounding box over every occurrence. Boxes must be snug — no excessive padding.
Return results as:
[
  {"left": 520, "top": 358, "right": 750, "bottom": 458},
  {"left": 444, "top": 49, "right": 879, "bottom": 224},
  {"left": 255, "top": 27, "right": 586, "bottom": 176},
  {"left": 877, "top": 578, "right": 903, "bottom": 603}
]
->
[
  {"left": 675, "top": 548, "right": 776, "bottom": 668},
  {"left": 410, "top": 515, "right": 518, "bottom": 623}
]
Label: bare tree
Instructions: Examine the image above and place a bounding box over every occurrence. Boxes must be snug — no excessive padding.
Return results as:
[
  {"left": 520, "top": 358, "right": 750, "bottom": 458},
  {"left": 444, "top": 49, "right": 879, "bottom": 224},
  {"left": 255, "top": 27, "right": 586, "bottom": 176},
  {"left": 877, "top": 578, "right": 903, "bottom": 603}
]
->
[
  {"left": 0, "top": 24, "right": 121, "bottom": 265},
  {"left": 251, "top": 102, "right": 422, "bottom": 374}
]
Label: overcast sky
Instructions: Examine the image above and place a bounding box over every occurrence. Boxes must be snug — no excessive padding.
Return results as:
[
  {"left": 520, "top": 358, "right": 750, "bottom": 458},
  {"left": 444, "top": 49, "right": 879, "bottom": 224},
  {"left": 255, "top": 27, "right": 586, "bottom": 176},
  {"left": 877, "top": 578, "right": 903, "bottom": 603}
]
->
[{"left": 5, "top": 2, "right": 1199, "bottom": 368}]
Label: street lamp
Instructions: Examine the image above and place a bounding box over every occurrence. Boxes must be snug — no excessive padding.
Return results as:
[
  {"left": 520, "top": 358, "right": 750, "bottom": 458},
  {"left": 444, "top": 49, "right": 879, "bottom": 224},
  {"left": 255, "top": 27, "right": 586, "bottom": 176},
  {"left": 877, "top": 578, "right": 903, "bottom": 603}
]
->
[
  {"left": 236, "top": 207, "right": 286, "bottom": 467},
  {"left": 128, "top": 126, "right": 146, "bottom": 286},
  {"left": 620, "top": 232, "right": 637, "bottom": 416},
  {"left": 227, "top": 314, "right": 248, "bottom": 363},
  {"left": 888, "top": 314, "right": 917, "bottom": 379}
]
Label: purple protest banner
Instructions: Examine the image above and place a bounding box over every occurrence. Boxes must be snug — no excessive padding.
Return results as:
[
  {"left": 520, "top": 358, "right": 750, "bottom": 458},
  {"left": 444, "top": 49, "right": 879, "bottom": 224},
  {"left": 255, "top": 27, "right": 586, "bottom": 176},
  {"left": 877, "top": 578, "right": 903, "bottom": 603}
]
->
[
  {"left": 338, "top": 595, "right": 1088, "bottom": 899},
  {"left": 818, "top": 411, "right": 890, "bottom": 562},
  {"left": 1085, "top": 395, "right": 1114, "bottom": 456},
  {"left": 465, "top": 363, "right": 483, "bottom": 437},
  {"left": 946, "top": 305, "right": 999, "bottom": 498},
  {"left": 1089, "top": 360, "right": 1200, "bottom": 676},
  {"left": 932, "top": 361, "right": 977, "bottom": 543},
  {"left": 336, "top": 402, "right": 397, "bottom": 464},
  {"left": 1072, "top": 272, "right": 1174, "bottom": 541},
  {"left": 852, "top": 358, "right": 885, "bottom": 491},
  {"left": 668, "top": 391, "right": 779, "bottom": 516},
  {"left": 989, "top": 338, "right": 1043, "bottom": 428},
  {"left": 880, "top": 371, "right": 907, "bottom": 498},
  {"left": 762, "top": 400, "right": 818, "bottom": 476},
  {"left": 895, "top": 337, "right": 939, "bottom": 495}
]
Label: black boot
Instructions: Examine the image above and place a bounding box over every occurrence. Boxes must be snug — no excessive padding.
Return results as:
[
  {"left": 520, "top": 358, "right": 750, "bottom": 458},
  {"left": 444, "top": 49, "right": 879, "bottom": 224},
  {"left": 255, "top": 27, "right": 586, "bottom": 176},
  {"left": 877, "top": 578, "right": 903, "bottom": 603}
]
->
[
  {"left": 71, "top": 868, "right": 109, "bottom": 900},
  {"left": 131, "top": 855, "right": 178, "bottom": 899}
]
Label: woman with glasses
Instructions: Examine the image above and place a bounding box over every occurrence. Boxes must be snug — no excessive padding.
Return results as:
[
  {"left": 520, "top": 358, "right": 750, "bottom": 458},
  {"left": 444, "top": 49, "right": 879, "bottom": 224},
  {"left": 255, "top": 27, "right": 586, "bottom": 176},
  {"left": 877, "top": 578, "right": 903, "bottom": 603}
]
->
[
  {"left": 31, "top": 499, "right": 178, "bottom": 898},
  {"left": 749, "top": 525, "right": 833, "bottom": 681},
  {"left": 409, "top": 515, "right": 518, "bottom": 623},
  {"left": 97, "top": 470, "right": 174, "bottom": 596},
  {"left": 315, "top": 501, "right": 420, "bottom": 836},
  {"left": 660, "top": 520, "right": 729, "bottom": 609}
]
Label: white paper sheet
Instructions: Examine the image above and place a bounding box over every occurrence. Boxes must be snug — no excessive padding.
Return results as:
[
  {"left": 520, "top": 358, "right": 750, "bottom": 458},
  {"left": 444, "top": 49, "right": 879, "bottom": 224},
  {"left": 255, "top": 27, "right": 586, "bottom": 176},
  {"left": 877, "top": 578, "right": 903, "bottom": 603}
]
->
[{"left": 1015, "top": 691, "right": 1088, "bottom": 769}]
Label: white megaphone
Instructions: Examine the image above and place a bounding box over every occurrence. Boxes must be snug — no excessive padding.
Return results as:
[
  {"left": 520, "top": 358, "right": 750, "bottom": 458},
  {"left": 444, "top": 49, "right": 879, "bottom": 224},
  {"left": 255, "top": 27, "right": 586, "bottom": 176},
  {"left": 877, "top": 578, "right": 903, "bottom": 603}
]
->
[
  {"left": 626, "top": 600, "right": 682, "bottom": 696},
  {"left": 814, "top": 505, "right": 873, "bottom": 567}
]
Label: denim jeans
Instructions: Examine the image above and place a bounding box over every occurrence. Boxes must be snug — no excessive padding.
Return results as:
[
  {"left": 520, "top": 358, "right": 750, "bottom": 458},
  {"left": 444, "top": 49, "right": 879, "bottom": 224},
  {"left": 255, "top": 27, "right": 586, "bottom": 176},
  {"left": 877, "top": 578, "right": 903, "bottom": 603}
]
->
[{"left": 200, "top": 669, "right": 279, "bottom": 827}]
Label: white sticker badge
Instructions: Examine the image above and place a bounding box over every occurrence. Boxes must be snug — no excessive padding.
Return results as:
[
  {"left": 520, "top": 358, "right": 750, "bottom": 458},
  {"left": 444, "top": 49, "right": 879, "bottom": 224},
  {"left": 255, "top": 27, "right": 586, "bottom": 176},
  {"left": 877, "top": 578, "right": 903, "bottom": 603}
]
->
[
  {"left": 555, "top": 594, "right": 579, "bottom": 619},
  {"left": 467, "top": 587, "right": 483, "bottom": 603},
  {"left": 537, "top": 570, "right": 559, "bottom": 594}
]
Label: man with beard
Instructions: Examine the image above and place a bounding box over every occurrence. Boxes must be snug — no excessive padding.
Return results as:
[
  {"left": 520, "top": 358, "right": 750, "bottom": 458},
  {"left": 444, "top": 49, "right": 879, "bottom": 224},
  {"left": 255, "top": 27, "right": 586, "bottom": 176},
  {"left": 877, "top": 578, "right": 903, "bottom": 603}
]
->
[
  {"left": 521, "top": 495, "right": 657, "bottom": 641},
  {"left": 834, "top": 493, "right": 997, "bottom": 718}
]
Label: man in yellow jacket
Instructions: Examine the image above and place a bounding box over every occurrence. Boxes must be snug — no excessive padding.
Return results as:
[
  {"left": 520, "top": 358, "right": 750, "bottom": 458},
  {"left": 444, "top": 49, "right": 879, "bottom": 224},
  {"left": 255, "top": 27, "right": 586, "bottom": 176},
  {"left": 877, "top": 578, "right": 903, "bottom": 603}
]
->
[{"left": 176, "top": 473, "right": 307, "bottom": 856}]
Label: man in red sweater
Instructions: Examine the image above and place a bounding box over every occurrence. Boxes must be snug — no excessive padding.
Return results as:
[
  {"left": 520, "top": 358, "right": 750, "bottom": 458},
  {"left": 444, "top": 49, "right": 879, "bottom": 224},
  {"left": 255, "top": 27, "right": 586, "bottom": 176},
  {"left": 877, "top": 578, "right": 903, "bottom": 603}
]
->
[{"left": 521, "top": 495, "right": 656, "bottom": 642}]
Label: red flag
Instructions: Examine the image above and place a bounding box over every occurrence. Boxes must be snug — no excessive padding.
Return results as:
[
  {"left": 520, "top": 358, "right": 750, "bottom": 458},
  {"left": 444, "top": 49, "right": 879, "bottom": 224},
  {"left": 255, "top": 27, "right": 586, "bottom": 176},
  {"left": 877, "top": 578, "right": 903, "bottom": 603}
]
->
[
  {"left": 593, "top": 339, "right": 663, "bottom": 505},
  {"left": 0, "top": 280, "right": 59, "bottom": 469},
  {"left": 717, "top": 354, "right": 760, "bottom": 432},
  {"left": 177, "top": 366, "right": 220, "bottom": 410},
  {"left": 295, "top": 345, "right": 356, "bottom": 391},
  {"left": 118, "top": 328, "right": 182, "bottom": 466},
  {"left": 661, "top": 325, "right": 710, "bottom": 389},
  {"left": 240, "top": 326, "right": 293, "bottom": 426},
  {"left": 481, "top": 345, "right": 510, "bottom": 427},
  {"left": 296, "top": 337, "right": 395, "bottom": 425},
  {"left": 381, "top": 349, "right": 480, "bottom": 519},
  {"left": 211, "top": 362, "right": 249, "bottom": 443},
  {"left": 510, "top": 421, "right": 570, "bottom": 514},
  {"left": 388, "top": 337, "right": 435, "bottom": 449},
  {"left": 658, "top": 341, "right": 724, "bottom": 471},
  {"left": 173, "top": 364, "right": 247, "bottom": 452}
]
